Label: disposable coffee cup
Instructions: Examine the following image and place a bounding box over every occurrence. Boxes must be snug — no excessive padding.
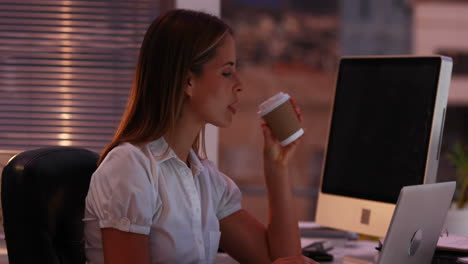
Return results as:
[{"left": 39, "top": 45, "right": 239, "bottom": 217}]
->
[{"left": 258, "top": 92, "right": 304, "bottom": 146}]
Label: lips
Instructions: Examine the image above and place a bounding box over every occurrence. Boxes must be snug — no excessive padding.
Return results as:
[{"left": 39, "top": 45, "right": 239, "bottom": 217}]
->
[{"left": 228, "top": 105, "right": 237, "bottom": 114}]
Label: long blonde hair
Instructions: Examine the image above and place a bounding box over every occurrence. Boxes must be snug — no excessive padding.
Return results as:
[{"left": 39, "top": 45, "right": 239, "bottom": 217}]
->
[{"left": 99, "top": 9, "right": 233, "bottom": 164}]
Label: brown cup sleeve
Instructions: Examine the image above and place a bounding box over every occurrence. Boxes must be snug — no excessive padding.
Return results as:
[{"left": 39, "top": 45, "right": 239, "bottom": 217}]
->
[{"left": 262, "top": 100, "right": 301, "bottom": 142}]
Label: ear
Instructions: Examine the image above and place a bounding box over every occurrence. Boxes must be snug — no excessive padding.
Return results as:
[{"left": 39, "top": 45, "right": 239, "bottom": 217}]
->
[{"left": 185, "top": 72, "right": 195, "bottom": 97}]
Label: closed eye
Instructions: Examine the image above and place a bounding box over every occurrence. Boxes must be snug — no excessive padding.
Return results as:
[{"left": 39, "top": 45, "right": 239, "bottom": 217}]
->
[{"left": 222, "top": 71, "right": 232, "bottom": 77}]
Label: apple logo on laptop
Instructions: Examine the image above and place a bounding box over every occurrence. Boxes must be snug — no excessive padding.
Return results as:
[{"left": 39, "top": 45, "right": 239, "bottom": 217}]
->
[{"left": 408, "top": 228, "right": 423, "bottom": 256}]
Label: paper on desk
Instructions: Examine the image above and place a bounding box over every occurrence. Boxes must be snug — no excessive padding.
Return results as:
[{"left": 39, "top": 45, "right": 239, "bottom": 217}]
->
[
  {"left": 342, "top": 255, "right": 376, "bottom": 264},
  {"left": 299, "top": 221, "right": 359, "bottom": 239},
  {"left": 437, "top": 234, "right": 468, "bottom": 252},
  {"left": 298, "top": 221, "right": 321, "bottom": 229}
]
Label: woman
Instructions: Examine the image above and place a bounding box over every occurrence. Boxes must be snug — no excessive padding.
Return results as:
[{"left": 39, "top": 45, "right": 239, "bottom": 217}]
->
[{"left": 84, "top": 9, "right": 316, "bottom": 264}]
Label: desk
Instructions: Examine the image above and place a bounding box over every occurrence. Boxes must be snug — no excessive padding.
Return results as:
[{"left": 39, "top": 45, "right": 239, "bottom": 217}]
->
[
  {"left": 303, "top": 238, "right": 378, "bottom": 264},
  {"left": 214, "top": 238, "right": 380, "bottom": 264}
]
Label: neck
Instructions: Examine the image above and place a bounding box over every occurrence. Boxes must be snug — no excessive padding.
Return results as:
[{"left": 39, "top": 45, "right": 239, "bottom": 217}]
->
[{"left": 164, "top": 109, "right": 203, "bottom": 165}]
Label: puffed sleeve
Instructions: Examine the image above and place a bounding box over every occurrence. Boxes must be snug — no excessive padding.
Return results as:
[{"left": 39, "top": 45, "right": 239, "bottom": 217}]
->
[
  {"left": 205, "top": 160, "right": 242, "bottom": 220},
  {"left": 85, "top": 143, "right": 158, "bottom": 235}
]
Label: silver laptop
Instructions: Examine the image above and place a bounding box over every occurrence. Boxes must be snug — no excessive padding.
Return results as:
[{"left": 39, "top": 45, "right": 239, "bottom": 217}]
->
[{"left": 377, "top": 182, "right": 456, "bottom": 264}]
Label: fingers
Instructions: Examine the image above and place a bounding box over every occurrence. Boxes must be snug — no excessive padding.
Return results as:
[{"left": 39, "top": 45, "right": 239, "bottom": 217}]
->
[
  {"left": 261, "top": 123, "right": 270, "bottom": 137},
  {"left": 261, "top": 120, "right": 305, "bottom": 158},
  {"left": 261, "top": 123, "right": 279, "bottom": 146},
  {"left": 261, "top": 123, "right": 272, "bottom": 140},
  {"left": 282, "top": 141, "right": 298, "bottom": 161},
  {"left": 282, "top": 130, "right": 305, "bottom": 159},
  {"left": 290, "top": 98, "right": 303, "bottom": 122}
]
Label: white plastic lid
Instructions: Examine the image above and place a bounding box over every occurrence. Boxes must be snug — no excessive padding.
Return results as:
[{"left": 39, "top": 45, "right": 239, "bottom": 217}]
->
[{"left": 257, "top": 92, "right": 291, "bottom": 117}]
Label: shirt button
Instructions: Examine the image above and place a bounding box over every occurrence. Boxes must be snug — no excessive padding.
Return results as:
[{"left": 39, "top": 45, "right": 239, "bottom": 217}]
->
[{"left": 198, "top": 238, "right": 202, "bottom": 244}]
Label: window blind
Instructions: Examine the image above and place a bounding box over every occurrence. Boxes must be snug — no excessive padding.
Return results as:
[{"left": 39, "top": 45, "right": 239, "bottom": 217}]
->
[{"left": 0, "top": 0, "right": 161, "bottom": 154}]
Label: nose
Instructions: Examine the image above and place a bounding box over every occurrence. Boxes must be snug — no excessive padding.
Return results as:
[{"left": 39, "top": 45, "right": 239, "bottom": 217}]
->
[{"left": 234, "top": 75, "right": 243, "bottom": 92}]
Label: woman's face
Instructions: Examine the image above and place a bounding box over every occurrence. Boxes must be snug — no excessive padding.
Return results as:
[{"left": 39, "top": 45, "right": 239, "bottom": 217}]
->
[{"left": 186, "top": 34, "right": 242, "bottom": 128}]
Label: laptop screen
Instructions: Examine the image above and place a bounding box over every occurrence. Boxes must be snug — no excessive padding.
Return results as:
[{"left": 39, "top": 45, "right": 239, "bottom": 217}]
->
[{"left": 321, "top": 57, "right": 441, "bottom": 204}]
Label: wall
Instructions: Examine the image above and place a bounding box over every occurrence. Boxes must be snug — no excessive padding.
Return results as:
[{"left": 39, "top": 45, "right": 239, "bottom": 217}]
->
[{"left": 414, "top": 2, "right": 468, "bottom": 105}]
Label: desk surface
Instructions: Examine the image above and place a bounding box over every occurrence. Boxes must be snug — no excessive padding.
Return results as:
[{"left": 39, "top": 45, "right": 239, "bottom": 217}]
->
[
  {"left": 215, "top": 238, "right": 380, "bottom": 264},
  {"left": 322, "top": 239, "right": 379, "bottom": 264}
]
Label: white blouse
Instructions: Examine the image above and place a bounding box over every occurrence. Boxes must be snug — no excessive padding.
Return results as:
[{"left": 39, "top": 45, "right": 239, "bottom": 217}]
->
[{"left": 84, "top": 137, "right": 242, "bottom": 264}]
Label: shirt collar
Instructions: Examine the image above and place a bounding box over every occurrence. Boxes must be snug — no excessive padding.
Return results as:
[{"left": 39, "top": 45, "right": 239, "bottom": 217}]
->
[
  {"left": 188, "top": 149, "right": 204, "bottom": 177},
  {"left": 149, "top": 137, "right": 177, "bottom": 163},
  {"left": 149, "top": 137, "right": 204, "bottom": 177}
]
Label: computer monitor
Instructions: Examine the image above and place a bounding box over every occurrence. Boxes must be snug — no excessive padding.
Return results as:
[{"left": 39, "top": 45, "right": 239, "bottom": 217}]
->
[{"left": 315, "top": 56, "right": 453, "bottom": 237}]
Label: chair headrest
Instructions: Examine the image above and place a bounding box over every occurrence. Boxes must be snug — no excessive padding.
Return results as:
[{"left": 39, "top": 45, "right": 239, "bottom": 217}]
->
[{"left": 1, "top": 146, "right": 99, "bottom": 264}]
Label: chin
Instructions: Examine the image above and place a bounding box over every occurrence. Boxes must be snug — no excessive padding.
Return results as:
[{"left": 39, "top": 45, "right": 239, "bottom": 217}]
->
[
  {"left": 210, "top": 117, "right": 232, "bottom": 128},
  {"left": 213, "top": 121, "right": 231, "bottom": 128}
]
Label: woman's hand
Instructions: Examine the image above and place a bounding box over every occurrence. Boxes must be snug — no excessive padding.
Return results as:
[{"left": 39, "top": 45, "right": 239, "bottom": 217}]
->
[
  {"left": 260, "top": 98, "right": 305, "bottom": 258},
  {"left": 262, "top": 98, "right": 303, "bottom": 167},
  {"left": 271, "top": 255, "right": 319, "bottom": 264}
]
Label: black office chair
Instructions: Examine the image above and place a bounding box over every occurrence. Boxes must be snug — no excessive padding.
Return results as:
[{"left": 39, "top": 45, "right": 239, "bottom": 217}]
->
[{"left": 1, "top": 146, "right": 99, "bottom": 264}]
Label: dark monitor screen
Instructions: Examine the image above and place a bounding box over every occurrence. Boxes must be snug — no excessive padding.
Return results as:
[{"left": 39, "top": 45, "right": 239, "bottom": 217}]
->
[{"left": 321, "top": 57, "right": 442, "bottom": 204}]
